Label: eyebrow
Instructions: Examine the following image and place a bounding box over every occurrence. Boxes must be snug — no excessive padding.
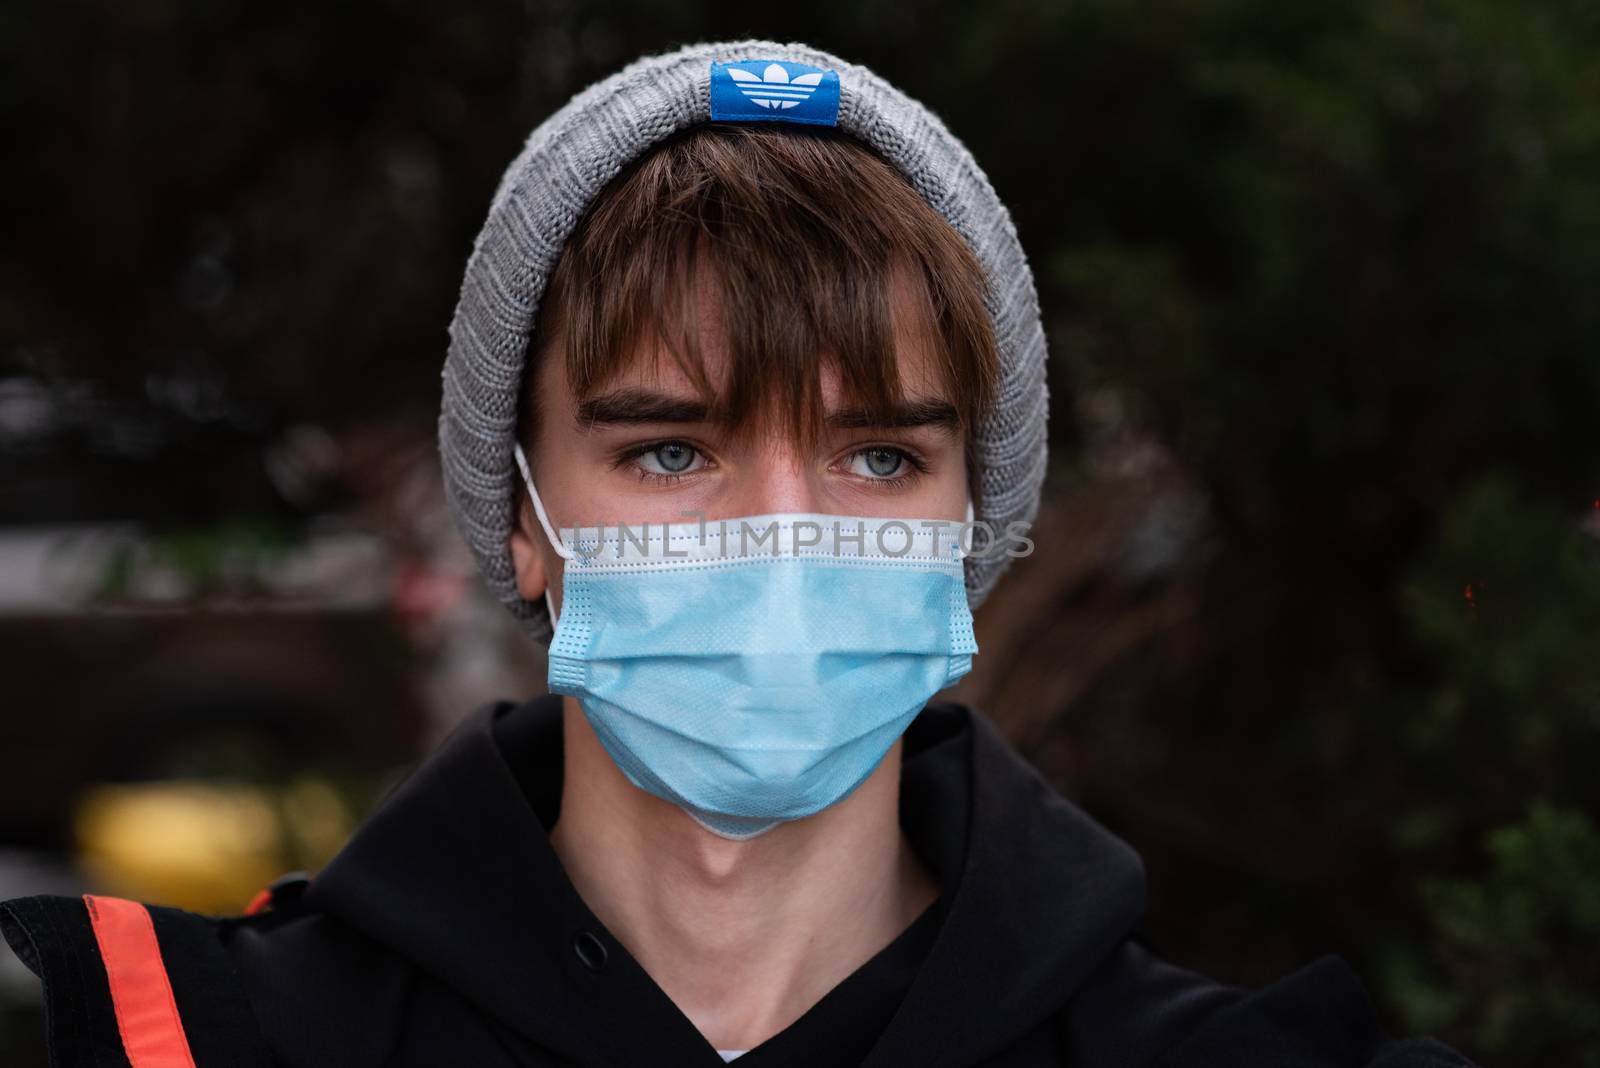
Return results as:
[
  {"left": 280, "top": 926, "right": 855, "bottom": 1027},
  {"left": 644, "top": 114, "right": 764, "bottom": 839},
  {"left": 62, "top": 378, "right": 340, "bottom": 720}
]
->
[
  {"left": 576, "top": 389, "right": 709, "bottom": 427},
  {"left": 574, "top": 388, "right": 960, "bottom": 432},
  {"left": 826, "top": 399, "right": 960, "bottom": 431}
]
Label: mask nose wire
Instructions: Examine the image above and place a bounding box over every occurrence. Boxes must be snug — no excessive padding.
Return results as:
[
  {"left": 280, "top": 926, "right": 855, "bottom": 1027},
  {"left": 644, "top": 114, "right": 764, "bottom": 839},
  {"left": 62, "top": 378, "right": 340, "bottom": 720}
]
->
[{"left": 512, "top": 441, "right": 575, "bottom": 629}]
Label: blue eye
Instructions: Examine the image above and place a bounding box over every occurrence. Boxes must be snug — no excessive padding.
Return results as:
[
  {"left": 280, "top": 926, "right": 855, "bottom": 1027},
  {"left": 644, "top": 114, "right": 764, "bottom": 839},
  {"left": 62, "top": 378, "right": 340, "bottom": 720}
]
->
[
  {"left": 849, "top": 447, "right": 909, "bottom": 479},
  {"left": 657, "top": 443, "right": 694, "bottom": 473},
  {"left": 634, "top": 441, "right": 701, "bottom": 477}
]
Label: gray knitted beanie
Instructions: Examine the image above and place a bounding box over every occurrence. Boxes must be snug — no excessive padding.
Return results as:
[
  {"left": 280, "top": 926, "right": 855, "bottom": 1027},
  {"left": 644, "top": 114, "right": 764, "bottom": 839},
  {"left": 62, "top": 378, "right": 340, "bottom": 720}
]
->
[{"left": 439, "top": 39, "right": 1049, "bottom": 644}]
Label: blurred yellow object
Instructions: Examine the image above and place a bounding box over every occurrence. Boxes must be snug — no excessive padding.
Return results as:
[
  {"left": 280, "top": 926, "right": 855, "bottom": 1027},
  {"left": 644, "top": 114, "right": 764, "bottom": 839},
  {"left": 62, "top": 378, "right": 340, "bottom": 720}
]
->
[{"left": 73, "top": 777, "right": 355, "bottom": 914}]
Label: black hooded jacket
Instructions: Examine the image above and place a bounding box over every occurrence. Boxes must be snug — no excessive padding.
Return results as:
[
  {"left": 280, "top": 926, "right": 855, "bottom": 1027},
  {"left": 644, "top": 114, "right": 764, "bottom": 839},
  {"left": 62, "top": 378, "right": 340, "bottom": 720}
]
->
[{"left": 3, "top": 694, "right": 1477, "bottom": 1067}]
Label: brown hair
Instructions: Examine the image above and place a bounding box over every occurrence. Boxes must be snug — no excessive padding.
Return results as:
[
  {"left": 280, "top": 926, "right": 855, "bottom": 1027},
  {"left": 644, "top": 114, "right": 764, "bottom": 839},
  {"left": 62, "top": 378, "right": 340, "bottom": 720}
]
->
[{"left": 517, "top": 122, "right": 998, "bottom": 468}]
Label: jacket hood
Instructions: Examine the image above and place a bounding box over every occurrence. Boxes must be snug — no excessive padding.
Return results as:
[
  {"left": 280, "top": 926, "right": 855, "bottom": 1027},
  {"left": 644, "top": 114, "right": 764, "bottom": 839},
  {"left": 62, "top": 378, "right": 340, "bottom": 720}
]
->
[{"left": 304, "top": 694, "right": 1147, "bottom": 1067}]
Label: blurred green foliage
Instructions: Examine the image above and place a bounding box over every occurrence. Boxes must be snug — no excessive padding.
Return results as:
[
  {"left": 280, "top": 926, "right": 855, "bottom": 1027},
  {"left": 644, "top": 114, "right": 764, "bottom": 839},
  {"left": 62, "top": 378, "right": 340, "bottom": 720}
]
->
[
  {"left": 1365, "top": 474, "right": 1600, "bottom": 1059},
  {"left": 2, "top": 0, "right": 1597, "bottom": 1063},
  {"left": 1411, "top": 803, "right": 1600, "bottom": 1063}
]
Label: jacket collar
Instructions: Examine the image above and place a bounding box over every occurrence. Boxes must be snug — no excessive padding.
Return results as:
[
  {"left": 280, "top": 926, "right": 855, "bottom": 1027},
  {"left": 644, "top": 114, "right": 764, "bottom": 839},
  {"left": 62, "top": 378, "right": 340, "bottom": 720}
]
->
[{"left": 306, "top": 694, "right": 1146, "bottom": 1066}]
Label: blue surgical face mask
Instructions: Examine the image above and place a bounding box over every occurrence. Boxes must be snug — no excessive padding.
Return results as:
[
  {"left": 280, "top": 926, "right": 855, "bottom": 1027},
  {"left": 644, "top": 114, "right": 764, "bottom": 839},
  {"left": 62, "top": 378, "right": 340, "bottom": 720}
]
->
[{"left": 513, "top": 443, "right": 978, "bottom": 839}]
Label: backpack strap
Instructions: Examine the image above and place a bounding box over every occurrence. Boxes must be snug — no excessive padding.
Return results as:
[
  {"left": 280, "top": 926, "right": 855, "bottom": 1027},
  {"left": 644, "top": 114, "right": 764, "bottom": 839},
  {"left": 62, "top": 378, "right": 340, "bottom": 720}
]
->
[
  {"left": 85, "top": 894, "right": 197, "bottom": 1067},
  {"left": 0, "top": 894, "right": 272, "bottom": 1068}
]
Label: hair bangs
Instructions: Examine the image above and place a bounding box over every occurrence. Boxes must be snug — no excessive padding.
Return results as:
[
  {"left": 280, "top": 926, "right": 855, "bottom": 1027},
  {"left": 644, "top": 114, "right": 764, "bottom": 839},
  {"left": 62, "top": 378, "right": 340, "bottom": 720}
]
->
[{"left": 525, "top": 123, "right": 997, "bottom": 456}]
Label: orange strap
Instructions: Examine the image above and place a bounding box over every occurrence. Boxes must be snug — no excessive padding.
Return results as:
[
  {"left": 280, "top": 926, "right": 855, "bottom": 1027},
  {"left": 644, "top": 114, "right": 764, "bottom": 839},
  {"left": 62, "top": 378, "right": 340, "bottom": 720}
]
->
[{"left": 82, "top": 895, "right": 199, "bottom": 1068}]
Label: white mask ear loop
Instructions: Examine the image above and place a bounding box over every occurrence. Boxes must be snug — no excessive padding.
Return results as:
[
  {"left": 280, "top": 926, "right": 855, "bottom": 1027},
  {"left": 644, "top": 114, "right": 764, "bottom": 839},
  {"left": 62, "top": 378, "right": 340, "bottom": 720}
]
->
[{"left": 512, "top": 441, "right": 575, "bottom": 629}]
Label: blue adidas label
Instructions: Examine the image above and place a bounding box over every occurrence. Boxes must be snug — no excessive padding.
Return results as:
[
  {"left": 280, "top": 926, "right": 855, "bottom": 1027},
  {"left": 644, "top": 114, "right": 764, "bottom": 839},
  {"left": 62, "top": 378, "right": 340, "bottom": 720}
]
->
[{"left": 709, "top": 59, "right": 841, "bottom": 127}]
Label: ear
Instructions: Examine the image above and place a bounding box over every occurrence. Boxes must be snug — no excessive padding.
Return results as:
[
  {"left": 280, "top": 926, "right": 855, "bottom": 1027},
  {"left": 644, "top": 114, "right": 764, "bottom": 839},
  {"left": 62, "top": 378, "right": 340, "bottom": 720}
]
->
[{"left": 508, "top": 504, "right": 550, "bottom": 605}]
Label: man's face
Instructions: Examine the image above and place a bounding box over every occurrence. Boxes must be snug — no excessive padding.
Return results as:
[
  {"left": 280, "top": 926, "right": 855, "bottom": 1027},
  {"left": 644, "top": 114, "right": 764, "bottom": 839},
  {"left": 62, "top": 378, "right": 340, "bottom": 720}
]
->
[{"left": 508, "top": 262, "right": 970, "bottom": 615}]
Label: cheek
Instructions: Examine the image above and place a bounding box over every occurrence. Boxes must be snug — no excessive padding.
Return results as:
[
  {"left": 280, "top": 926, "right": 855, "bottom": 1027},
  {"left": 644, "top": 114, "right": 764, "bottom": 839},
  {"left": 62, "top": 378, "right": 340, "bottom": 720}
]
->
[
  {"left": 547, "top": 560, "right": 568, "bottom": 612},
  {"left": 938, "top": 447, "right": 973, "bottom": 518}
]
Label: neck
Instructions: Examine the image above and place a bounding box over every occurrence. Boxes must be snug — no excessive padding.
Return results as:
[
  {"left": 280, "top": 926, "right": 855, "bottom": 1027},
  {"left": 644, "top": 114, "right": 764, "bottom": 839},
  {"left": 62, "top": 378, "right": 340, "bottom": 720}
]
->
[{"left": 548, "top": 697, "right": 939, "bottom": 1052}]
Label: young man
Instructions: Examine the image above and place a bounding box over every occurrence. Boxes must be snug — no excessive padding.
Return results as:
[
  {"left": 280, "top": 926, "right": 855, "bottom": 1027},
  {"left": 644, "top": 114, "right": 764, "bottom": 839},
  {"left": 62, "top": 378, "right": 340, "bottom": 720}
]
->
[{"left": 2, "top": 40, "right": 1476, "bottom": 1067}]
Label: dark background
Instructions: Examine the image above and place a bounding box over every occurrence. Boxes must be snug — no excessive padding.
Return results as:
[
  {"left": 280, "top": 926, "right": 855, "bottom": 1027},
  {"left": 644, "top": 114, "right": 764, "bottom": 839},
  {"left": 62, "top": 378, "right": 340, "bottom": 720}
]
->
[{"left": 2, "top": 1, "right": 1598, "bottom": 1063}]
